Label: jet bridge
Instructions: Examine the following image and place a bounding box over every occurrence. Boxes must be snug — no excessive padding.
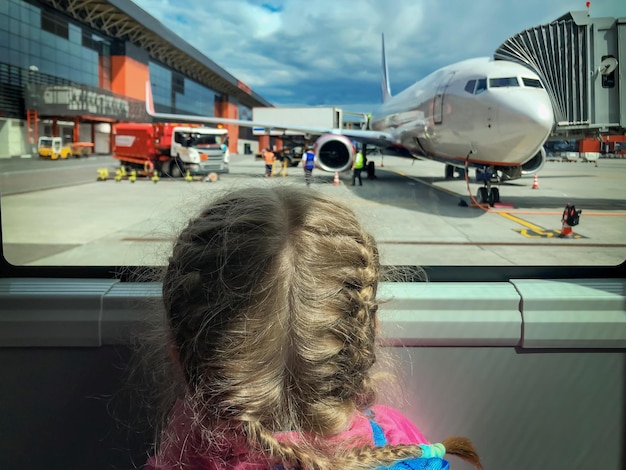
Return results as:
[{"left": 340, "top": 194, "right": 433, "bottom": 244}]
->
[{"left": 494, "top": 10, "right": 625, "bottom": 137}]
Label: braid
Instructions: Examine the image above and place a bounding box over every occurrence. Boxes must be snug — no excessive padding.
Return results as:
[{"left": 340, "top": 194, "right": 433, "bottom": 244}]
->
[{"left": 158, "top": 186, "right": 483, "bottom": 470}]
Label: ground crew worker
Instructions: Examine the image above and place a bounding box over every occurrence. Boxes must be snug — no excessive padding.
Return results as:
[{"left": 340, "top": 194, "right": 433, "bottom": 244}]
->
[
  {"left": 302, "top": 147, "right": 315, "bottom": 186},
  {"left": 352, "top": 148, "right": 364, "bottom": 186},
  {"left": 263, "top": 147, "right": 275, "bottom": 177}
]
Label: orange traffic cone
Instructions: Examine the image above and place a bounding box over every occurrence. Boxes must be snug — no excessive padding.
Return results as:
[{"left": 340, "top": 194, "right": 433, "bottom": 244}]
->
[
  {"left": 559, "top": 222, "right": 573, "bottom": 238},
  {"left": 333, "top": 171, "right": 339, "bottom": 185},
  {"left": 531, "top": 174, "right": 539, "bottom": 189}
]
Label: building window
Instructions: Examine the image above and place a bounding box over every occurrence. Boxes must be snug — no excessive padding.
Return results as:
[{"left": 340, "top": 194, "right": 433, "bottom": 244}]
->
[{"left": 41, "top": 10, "right": 68, "bottom": 40}]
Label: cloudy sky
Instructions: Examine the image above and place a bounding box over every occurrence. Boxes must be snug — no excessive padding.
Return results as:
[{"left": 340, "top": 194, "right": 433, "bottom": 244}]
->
[{"left": 132, "top": 0, "right": 625, "bottom": 110}]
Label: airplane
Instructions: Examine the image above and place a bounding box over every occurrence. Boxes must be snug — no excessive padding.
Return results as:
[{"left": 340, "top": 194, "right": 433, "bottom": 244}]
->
[{"left": 145, "top": 35, "right": 555, "bottom": 206}]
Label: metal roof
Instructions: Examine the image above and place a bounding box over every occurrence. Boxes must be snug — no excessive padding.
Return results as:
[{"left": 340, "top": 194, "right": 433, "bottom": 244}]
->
[{"left": 38, "top": 0, "right": 273, "bottom": 108}]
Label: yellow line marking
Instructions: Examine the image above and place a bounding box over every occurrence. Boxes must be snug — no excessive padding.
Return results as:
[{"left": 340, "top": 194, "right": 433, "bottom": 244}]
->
[{"left": 497, "top": 212, "right": 546, "bottom": 232}]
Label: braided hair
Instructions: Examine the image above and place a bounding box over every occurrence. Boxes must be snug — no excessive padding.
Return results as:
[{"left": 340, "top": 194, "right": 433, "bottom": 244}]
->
[{"left": 157, "top": 186, "right": 480, "bottom": 470}]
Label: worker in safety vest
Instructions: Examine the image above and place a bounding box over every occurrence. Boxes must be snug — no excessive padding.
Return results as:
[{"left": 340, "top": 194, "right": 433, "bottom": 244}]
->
[
  {"left": 352, "top": 148, "right": 364, "bottom": 186},
  {"left": 263, "top": 148, "right": 275, "bottom": 177},
  {"left": 302, "top": 147, "right": 315, "bottom": 186}
]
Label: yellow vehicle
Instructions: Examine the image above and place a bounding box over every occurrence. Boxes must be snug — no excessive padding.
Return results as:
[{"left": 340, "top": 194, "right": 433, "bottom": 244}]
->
[{"left": 38, "top": 137, "right": 72, "bottom": 160}]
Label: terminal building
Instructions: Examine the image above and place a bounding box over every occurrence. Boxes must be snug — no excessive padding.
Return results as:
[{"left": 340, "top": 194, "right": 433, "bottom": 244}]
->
[{"left": 0, "top": 0, "right": 273, "bottom": 158}]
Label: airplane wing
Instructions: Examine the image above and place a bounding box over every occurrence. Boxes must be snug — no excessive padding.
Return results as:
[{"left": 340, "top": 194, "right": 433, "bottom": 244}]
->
[{"left": 145, "top": 82, "right": 396, "bottom": 147}]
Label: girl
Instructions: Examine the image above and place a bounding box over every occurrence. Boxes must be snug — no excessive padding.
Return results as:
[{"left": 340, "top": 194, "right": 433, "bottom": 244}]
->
[{"left": 145, "top": 186, "right": 481, "bottom": 470}]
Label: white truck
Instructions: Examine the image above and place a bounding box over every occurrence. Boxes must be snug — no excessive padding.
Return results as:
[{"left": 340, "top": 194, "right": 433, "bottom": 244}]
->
[{"left": 113, "top": 123, "right": 229, "bottom": 176}]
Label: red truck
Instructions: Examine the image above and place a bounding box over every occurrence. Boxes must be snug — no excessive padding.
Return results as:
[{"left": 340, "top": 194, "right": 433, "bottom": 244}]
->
[{"left": 113, "top": 122, "right": 229, "bottom": 176}]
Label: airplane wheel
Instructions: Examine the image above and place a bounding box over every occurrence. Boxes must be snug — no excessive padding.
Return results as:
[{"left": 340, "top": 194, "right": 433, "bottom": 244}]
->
[
  {"left": 445, "top": 164, "right": 454, "bottom": 179},
  {"left": 490, "top": 187, "right": 500, "bottom": 204},
  {"left": 477, "top": 187, "right": 489, "bottom": 204}
]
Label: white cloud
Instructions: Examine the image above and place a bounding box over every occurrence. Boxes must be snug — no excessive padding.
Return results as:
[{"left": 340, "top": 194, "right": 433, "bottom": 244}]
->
[{"left": 132, "top": 0, "right": 626, "bottom": 106}]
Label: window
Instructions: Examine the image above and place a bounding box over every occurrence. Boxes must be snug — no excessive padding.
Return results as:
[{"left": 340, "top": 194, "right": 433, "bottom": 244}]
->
[
  {"left": 0, "top": 4, "right": 625, "bottom": 470},
  {"left": 475, "top": 78, "right": 487, "bottom": 94},
  {"left": 41, "top": 10, "right": 68, "bottom": 40},
  {"left": 522, "top": 77, "right": 543, "bottom": 88},
  {"left": 489, "top": 77, "right": 519, "bottom": 87}
]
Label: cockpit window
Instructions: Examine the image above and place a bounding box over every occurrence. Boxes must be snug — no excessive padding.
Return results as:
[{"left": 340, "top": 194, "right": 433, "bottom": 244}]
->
[
  {"left": 522, "top": 77, "right": 543, "bottom": 88},
  {"left": 475, "top": 78, "right": 487, "bottom": 94},
  {"left": 464, "top": 80, "right": 476, "bottom": 94},
  {"left": 489, "top": 77, "right": 519, "bottom": 87}
]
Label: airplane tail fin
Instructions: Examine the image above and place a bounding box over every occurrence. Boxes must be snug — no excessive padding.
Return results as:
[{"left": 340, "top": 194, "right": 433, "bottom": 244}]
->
[{"left": 381, "top": 33, "right": 391, "bottom": 103}]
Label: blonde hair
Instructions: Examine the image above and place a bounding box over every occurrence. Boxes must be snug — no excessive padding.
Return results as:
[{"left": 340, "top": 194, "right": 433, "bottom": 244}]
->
[{"left": 156, "top": 186, "right": 480, "bottom": 469}]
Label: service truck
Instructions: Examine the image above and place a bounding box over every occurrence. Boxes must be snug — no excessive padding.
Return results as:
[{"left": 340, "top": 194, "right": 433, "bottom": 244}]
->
[{"left": 113, "top": 123, "right": 229, "bottom": 176}]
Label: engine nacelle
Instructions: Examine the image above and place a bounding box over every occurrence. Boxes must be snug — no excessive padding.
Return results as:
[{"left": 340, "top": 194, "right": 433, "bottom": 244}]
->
[
  {"left": 313, "top": 134, "right": 355, "bottom": 172},
  {"left": 521, "top": 146, "right": 546, "bottom": 175}
]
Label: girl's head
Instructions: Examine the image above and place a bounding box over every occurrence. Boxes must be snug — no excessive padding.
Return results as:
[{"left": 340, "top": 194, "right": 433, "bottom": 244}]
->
[{"left": 162, "top": 186, "right": 380, "bottom": 438}]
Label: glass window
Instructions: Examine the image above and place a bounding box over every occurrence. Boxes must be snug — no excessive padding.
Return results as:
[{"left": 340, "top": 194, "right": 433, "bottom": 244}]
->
[
  {"left": 0, "top": 13, "right": 9, "bottom": 31},
  {"left": 41, "top": 10, "right": 68, "bottom": 40},
  {"left": 489, "top": 77, "right": 519, "bottom": 87},
  {"left": 475, "top": 78, "right": 487, "bottom": 94},
  {"left": 464, "top": 80, "right": 476, "bottom": 94},
  {"left": 8, "top": 0, "right": 20, "bottom": 20},
  {"left": 522, "top": 77, "right": 543, "bottom": 88}
]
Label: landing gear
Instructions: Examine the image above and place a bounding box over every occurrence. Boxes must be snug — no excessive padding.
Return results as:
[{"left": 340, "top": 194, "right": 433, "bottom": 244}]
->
[
  {"left": 445, "top": 164, "right": 454, "bottom": 179},
  {"left": 476, "top": 184, "right": 500, "bottom": 206}
]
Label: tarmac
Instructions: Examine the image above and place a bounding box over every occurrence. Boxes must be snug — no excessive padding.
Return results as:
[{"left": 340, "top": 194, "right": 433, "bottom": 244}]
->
[{"left": 2, "top": 154, "right": 625, "bottom": 267}]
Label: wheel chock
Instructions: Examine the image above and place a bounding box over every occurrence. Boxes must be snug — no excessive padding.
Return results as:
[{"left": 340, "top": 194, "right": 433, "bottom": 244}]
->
[
  {"left": 151, "top": 170, "right": 159, "bottom": 183},
  {"left": 97, "top": 168, "right": 109, "bottom": 181}
]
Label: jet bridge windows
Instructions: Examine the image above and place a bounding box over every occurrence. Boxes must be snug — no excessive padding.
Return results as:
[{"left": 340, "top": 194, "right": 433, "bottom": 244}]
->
[{"left": 489, "top": 77, "right": 520, "bottom": 88}]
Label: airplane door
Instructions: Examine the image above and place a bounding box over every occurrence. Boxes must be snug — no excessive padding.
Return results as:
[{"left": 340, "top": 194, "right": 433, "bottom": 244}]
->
[{"left": 433, "top": 72, "right": 455, "bottom": 125}]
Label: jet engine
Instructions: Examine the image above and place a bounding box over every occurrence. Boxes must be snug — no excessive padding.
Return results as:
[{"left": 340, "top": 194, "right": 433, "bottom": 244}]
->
[
  {"left": 313, "top": 134, "right": 356, "bottom": 172},
  {"left": 521, "top": 146, "right": 546, "bottom": 175}
]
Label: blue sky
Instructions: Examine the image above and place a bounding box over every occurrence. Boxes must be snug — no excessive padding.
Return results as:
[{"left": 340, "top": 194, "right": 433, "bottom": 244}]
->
[{"left": 132, "top": 0, "right": 625, "bottom": 110}]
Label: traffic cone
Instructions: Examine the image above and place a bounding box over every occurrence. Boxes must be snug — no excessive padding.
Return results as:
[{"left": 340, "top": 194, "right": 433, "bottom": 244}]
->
[
  {"left": 151, "top": 170, "right": 159, "bottom": 183},
  {"left": 531, "top": 174, "right": 539, "bottom": 189},
  {"left": 558, "top": 221, "right": 573, "bottom": 238},
  {"left": 333, "top": 171, "right": 339, "bottom": 185}
]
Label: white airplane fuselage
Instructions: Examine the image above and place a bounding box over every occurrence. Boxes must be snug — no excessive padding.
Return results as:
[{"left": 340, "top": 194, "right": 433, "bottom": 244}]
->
[{"left": 369, "top": 57, "right": 554, "bottom": 170}]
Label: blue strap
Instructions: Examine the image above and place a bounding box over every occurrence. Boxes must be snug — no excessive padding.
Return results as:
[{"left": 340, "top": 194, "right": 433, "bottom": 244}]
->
[
  {"left": 369, "top": 416, "right": 389, "bottom": 446},
  {"left": 367, "top": 412, "right": 450, "bottom": 470}
]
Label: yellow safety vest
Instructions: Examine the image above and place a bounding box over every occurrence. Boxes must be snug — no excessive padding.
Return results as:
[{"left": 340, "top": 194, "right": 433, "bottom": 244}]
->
[{"left": 354, "top": 152, "right": 364, "bottom": 169}]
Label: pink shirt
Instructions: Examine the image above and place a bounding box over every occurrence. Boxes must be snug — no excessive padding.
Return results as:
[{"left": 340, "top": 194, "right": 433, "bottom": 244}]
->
[{"left": 146, "top": 403, "right": 428, "bottom": 469}]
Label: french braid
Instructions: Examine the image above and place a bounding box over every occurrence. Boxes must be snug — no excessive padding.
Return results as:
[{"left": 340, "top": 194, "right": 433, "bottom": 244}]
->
[{"left": 159, "top": 186, "right": 481, "bottom": 470}]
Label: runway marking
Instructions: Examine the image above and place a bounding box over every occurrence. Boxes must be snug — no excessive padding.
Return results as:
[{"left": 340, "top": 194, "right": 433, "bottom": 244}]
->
[
  {"left": 497, "top": 212, "right": 544, "bottom": 232},
  {"left": 497, "top": 212, "right": 585, "bottom": 238}
]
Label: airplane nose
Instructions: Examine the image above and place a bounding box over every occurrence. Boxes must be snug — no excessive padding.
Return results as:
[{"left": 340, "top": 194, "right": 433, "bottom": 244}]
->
[{"left": 498, "top": 92, "right": 554, "bottom": 148}]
